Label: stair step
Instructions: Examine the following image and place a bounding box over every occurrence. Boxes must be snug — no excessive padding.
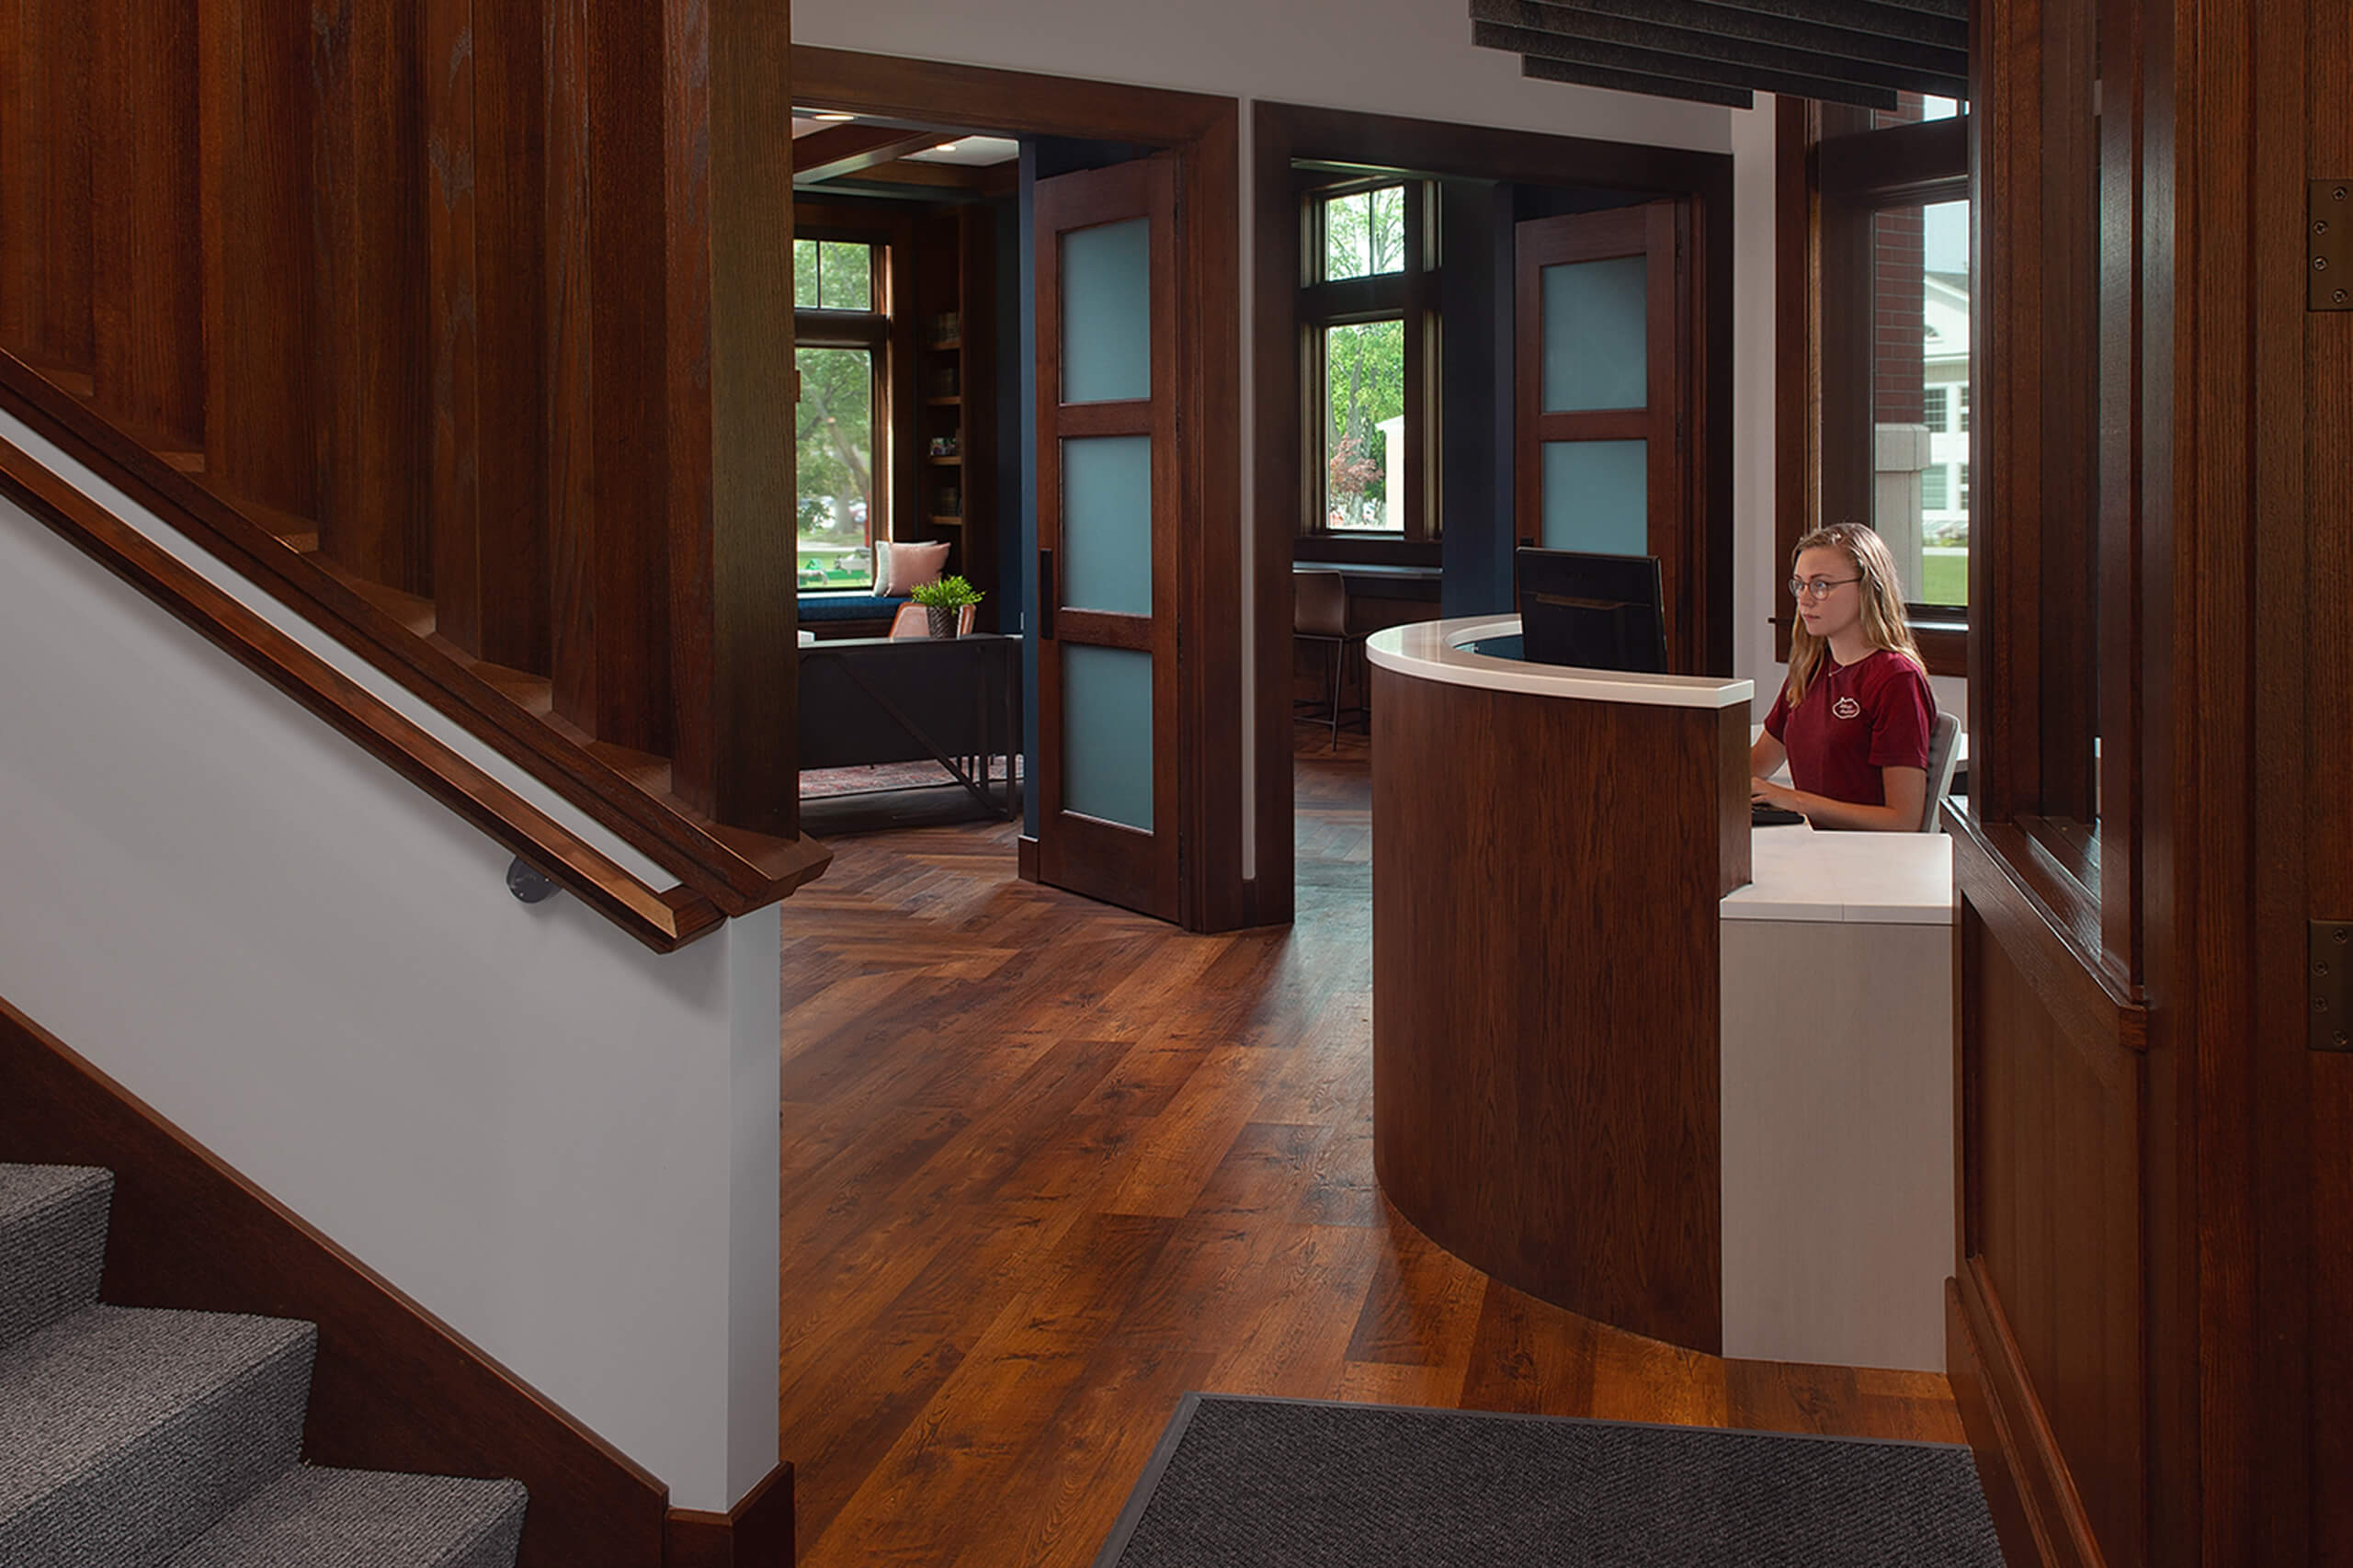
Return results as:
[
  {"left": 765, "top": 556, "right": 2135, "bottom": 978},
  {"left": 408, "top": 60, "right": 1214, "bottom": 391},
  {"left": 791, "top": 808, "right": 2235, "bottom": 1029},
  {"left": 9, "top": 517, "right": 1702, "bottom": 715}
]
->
[
  {"left": 0, "top": 1164, "right": 113, "bottom": 1348},
  {"left": 0, "top": 1305, "right": 315, "bottom": 1568},
  {"left": 164, "top": 1466, "right": 528, "bottom": 1568}
]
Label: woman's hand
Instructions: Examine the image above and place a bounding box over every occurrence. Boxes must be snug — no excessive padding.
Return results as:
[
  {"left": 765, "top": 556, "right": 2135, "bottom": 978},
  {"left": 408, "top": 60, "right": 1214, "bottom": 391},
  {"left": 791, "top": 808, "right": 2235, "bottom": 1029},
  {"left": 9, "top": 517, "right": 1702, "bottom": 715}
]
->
[{"left": 1751, "top": 776, "right": 1801, "bottom": 810}]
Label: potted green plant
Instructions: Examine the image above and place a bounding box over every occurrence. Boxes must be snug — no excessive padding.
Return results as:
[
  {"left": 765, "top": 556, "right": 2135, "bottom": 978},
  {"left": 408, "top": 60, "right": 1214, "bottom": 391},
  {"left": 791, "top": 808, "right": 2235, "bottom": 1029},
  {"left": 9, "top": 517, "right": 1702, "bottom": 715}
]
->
[{"left": 909, "top": 574, "right": 983, "bottom": 638}]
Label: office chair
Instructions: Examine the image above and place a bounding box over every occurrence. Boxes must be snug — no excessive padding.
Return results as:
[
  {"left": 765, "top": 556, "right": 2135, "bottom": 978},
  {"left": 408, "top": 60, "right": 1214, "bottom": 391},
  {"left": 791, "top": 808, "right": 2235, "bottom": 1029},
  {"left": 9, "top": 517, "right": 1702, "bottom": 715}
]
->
[
  {"left": 1293, "top": 570, "right": 1368, "bottom": 747},
  {"left": 1920, "top": 710, "right": 1962, "bottom": 832}
]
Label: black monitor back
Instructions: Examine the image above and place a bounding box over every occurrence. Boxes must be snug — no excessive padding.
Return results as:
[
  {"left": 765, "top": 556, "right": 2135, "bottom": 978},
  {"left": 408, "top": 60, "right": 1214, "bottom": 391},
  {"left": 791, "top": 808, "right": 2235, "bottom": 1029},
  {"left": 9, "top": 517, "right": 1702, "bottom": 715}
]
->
[{"left": 1515, "top": 548, "right": 1667, "bottom": 674}]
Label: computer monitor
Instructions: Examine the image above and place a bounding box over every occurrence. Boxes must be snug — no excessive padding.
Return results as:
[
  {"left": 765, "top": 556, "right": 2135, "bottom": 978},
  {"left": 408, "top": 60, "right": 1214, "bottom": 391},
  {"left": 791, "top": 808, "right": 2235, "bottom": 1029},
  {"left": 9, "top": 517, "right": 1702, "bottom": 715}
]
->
[{"left": 1514, "top": 548, "right": 1668, "bottom": 674}]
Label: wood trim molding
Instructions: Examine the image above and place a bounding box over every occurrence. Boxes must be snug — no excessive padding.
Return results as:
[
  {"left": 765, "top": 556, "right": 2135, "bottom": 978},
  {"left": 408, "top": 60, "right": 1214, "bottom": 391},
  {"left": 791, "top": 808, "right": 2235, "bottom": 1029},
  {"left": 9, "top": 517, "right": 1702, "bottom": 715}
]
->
[
  {"left": 0, "top": 354, "right": 829, "bottom": 919},
  {"left": 1949, "top": 1263, "right": 2109, "bottom": 1568},
  {"left": 0, "top": 436, "right": 723, "bottom": 953},
  {"left": 794, "top": 48, "right": 1250, "bottom": 935},
  {"left": 0, "top": 997, "right": 675, "bottom": 1568},
  {"left": 1949, "top": 808, "right": 2144, "bottom": 1042},
  {"left": 664, "top": 1461, "right": 795, "bottom": 1568}
]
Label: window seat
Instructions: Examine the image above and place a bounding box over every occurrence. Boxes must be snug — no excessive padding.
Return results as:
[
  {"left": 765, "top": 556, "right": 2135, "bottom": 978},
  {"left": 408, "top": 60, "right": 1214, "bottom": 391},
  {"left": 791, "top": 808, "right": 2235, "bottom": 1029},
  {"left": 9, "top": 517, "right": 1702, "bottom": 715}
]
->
[{"left": 798, "top": 592, "right": 904, "bottom": 640}]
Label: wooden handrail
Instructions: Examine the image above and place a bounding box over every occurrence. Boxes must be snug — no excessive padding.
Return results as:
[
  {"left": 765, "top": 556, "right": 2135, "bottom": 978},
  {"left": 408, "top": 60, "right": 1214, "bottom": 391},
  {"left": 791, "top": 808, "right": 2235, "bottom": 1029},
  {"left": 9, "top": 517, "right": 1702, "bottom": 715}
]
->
[
  {"left": 0, "top": 436, "right": 727, "bottom": 954},
  {"left": 0, "top": 353, "right": 830, "bottom": 918}
]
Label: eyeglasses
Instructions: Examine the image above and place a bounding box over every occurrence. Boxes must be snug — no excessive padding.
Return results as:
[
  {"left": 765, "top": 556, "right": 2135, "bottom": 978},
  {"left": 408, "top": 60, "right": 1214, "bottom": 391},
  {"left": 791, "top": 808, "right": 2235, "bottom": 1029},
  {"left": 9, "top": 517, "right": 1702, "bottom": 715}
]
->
[{"left": 1788, "top": 575, "right": 1862, "bottom": 600}]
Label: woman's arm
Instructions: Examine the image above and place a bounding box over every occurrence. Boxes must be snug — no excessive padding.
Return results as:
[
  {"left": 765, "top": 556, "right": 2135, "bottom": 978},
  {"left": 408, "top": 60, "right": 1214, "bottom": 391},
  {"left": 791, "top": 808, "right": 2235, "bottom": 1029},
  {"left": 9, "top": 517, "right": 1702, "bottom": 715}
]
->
[
  {"left": 1751, "top": 764, "right": 1928, "bottom": 832},
  {"left": 1749, "top": 729, "right": 1788, "bottom": 780}
]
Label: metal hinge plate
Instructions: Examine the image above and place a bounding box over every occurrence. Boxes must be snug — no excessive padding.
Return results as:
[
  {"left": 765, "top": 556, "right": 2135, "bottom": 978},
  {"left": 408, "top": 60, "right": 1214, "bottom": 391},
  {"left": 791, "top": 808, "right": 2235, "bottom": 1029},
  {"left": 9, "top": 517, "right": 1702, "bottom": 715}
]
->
[
  {"left": 2311, "top": 920, "right": 2353, "bottom": 1051},
  {"left": 2312, "top": 181, "right": 2352, "bottom": 311}
]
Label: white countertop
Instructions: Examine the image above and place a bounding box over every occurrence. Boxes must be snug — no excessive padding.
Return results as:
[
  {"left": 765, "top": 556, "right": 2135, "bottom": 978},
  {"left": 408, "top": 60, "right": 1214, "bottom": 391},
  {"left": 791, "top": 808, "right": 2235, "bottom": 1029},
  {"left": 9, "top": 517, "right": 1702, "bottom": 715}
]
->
[
  {"left": 1367, "top": 616, "right": 1753, "bottom": 710},
  {"left": 1724, "top": 824, "right": 1955, "bottom": 926}
]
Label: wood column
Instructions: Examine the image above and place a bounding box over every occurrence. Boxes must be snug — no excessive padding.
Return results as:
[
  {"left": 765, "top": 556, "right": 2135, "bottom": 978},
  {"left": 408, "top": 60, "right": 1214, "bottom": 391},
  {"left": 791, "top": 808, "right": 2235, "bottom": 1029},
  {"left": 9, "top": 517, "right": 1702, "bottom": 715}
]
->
[{"left": 663, "top": 0, "right": 797, "bottom": 835}]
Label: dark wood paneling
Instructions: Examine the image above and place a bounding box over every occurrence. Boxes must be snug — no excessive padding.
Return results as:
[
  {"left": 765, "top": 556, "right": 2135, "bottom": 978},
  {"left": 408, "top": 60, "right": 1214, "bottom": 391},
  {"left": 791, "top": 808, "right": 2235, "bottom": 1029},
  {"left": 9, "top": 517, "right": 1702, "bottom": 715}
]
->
[
  {"left": 1178, "top": 109, "right": 1245, "bottom": 931},
  {"left": 199, "top": 0, "right": 321, "bottom": 520},
  {"left": 426, "top": 0, "right": 552, "bottom": 670},
  {"left": 1962, "top": 906, "right": 2144, "bottom": 1565},
  {"left": 1371, "top": 665, "right": 1728, "bottom": 1352},
  {"left": 425, "top": 0, "right": 484, "bottom": 654},
  {"left": 0, "top": 434, "right": 722, "bottom": 951},
  {"left": 313, "top": 0, "right": 430, "bottom": 594},
  {"left": 90, "top": 0, "right": 201, "bottom": 450},
  {"left": 664, "top": 1461, "right": 794, "bottom": 1568},
  {"left": 664, "top": 0, "right": 798, "bottom": 837},
  {"left": 1949, "top": 1266, "right": 2106, "bottom": 1568},
  {"left": 0, "top": 356, "right": 826, "bottom": 917},
  {"left": 0, "top": 999, "right": 673, "bottom": 1568},
  {"left": 0, "top": 0, "right": 93, "bottom": 374}
]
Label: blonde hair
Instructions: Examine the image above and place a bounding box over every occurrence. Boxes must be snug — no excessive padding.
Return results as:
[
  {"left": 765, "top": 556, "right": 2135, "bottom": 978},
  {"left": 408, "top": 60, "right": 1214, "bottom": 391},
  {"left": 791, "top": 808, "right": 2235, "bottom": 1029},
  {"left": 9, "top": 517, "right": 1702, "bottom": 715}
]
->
[{"left": 1785, "top": 521, "right": 1924, "bottom": 706}]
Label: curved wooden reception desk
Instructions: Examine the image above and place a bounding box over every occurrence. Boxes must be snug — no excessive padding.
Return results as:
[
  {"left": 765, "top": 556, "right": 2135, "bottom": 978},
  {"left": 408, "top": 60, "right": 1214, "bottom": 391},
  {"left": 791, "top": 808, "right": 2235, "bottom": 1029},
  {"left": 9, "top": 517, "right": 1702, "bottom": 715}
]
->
[{"left": 1368, "top": 617, "right": 1753, "bottom": 1353}]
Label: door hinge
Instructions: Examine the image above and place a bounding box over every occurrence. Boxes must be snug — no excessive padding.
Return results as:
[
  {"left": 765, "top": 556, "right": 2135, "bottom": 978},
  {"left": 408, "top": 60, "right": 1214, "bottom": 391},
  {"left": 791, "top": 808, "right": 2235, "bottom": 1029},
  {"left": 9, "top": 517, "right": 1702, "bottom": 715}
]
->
[
  {"left": 2310, "top": 920, "right": 2353, "bottom": 1051},
  {"left": 2312, "top": 180, "right": 2351, "bottom": 311}
]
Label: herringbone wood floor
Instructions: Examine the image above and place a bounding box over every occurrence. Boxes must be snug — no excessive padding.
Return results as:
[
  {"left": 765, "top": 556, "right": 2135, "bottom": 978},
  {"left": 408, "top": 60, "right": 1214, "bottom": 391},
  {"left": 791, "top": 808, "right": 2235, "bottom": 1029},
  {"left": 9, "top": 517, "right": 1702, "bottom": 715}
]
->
[{"left": 776, "top": 723, "right": 1961, "bottom": 1567}]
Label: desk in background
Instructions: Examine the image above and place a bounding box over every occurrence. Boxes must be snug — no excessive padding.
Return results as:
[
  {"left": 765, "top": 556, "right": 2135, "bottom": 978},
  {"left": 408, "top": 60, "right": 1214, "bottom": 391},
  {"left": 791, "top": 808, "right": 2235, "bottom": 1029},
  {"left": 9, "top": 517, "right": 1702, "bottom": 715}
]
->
[{"left": 797, "top": 633, "right": 1020, "bottom": 819}]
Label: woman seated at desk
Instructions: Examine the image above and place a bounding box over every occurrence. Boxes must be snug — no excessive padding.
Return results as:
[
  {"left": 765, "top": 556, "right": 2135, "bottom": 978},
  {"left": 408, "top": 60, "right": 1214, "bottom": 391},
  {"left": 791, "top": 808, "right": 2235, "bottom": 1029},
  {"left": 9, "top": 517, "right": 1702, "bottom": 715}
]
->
[{"left": 1750, "top": 522, "right": 1935, "bottom": 832}]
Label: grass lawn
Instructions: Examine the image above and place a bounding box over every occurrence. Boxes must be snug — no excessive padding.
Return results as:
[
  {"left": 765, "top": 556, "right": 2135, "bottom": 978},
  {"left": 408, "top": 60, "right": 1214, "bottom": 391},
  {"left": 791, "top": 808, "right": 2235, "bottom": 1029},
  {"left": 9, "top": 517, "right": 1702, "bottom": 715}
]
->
[{"left": 1917, "top": 549, "right": 1969, "bottom": 608}]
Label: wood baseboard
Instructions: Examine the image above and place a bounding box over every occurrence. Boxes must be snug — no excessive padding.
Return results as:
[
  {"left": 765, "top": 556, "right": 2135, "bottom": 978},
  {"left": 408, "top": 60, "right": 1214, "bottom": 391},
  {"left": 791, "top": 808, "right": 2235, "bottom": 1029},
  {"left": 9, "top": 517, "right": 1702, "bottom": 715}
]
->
[
  {"left": 665, "top": 1461, "right": 795, "bottom": 1567},
  {"left": 1017, "top": 832, "right": 1039, "bottom": 881},
  {"left": 0, "top": 995, "right": 678, "bottom": 1568},
  {"left": 1948, "top": 1264, "right": 2109, "bottom": 1568}
]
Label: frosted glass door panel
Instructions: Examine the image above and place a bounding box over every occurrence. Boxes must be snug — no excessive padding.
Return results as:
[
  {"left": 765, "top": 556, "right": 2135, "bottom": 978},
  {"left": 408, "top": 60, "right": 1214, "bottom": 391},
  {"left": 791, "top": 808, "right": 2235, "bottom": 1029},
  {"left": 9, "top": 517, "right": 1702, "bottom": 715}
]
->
[
  {"left": 1063, "top": 645, "right": 1154, "bottom": 830},
  {"left": 1063, "top": 437, "right": 1153, "bottom": 616},
  {"left": 1540, "top": 256, "right": 1648, "bottom": 413},
  {"left": 1062, "top": 218, "right": 1152, "bottom": 403},
  {"left": 1541, "top": 439, "right": 1648, "bottom": 555}
]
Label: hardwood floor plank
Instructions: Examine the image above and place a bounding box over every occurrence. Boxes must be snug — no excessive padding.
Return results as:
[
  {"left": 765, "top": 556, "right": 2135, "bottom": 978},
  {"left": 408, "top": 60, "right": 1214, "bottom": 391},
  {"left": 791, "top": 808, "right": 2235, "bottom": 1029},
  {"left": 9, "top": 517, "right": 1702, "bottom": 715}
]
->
[{"left": 778, "top": 744, "right": 1964, "bottom": 1568}]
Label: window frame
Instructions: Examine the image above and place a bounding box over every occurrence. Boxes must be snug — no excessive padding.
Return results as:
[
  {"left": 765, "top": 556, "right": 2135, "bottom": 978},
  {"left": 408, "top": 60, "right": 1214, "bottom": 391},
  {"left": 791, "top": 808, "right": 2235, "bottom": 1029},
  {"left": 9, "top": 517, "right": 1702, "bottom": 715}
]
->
[
  {"left": 1774, "top": 102, "right": 1971, "bottom": 675},
  {"left": 791, "top": 207, "right": 915, "bottom": 562},
  {"left": 1296, "top": 175, "right": 1438, "bottom": 545}
]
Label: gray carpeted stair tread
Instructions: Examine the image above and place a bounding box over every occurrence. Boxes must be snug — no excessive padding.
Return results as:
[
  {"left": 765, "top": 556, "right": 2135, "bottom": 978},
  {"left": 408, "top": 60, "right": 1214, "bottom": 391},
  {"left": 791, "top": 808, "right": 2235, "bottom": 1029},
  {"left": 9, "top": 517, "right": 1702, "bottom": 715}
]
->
[
  {"left": 0, "top": 1304, "right": 317, "bottom": 1568},
  {"left": 164, "top": 1466, "right": 529, "bottom": 1568},
  {"left": 0, "top": 1163, "right": 113, "bottom": 1347}
]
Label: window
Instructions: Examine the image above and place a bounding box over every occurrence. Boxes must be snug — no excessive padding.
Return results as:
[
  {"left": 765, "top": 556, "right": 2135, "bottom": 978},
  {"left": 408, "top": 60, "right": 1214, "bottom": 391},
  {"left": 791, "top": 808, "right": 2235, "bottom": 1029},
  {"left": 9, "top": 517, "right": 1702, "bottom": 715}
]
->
[
  {"left": 1777, "top": 95, "right": 1972, "bottom": 663},
  {"left": 1299, "top": 178, "right": 1435, "bottom": 540},
  {"left": 793, "top": 234, "right": 892, "bottom": 584}
]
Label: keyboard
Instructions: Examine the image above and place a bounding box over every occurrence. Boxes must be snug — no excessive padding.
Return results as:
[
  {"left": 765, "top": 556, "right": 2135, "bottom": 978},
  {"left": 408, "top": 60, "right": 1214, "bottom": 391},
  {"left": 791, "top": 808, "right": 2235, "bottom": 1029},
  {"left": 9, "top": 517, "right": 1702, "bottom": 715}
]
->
[{"left": 1751, "top": 802, "right": 1806, "bottom": 827}]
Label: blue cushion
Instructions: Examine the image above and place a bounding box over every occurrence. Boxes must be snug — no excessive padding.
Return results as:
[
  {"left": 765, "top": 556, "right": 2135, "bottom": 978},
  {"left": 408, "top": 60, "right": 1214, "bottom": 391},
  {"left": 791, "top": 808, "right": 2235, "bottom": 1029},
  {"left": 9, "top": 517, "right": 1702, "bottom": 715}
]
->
[{"left": 798, "top": 593, "right": 904, "bottom": 622}]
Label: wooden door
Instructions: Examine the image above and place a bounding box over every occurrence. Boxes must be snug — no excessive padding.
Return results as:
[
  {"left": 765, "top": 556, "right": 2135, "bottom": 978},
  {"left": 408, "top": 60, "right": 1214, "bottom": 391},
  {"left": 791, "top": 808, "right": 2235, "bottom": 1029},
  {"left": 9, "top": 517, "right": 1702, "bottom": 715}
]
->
[
  {"left": 1513, "top": 201, "right": 1694, "bottom": 670},
  {"left": 1032, "top": 157, "right": 1179, "bottom": 921}
]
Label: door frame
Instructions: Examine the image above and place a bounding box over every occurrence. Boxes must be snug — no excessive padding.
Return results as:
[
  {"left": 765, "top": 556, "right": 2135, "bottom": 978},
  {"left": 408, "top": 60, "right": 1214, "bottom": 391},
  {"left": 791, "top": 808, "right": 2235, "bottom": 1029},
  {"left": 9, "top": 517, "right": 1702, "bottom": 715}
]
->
[
  {"left": 1250, "top": 101, "right": 1734, "bottom": 927},
  {"left": 793, "top": 49, "right": 1245, "bottom": 932}
]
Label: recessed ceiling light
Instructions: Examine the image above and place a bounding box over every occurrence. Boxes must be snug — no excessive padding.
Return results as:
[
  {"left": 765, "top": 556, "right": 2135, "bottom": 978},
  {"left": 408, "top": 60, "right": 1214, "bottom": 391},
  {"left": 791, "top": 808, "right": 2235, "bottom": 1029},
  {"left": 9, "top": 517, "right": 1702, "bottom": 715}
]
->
[
  {"left": 813, "top": 111, "right": 856, "bottom": 122},
  {"left": 935, "top": 141, "right": 961, "bottom": 152}
]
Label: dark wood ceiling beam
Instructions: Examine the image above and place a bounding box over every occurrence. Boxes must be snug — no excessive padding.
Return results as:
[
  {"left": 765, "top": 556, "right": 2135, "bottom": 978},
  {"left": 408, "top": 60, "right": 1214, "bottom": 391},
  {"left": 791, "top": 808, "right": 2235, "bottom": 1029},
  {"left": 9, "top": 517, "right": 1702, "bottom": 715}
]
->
[
  {"left": 1479, "top": 21, "right": 1901, "bottom": 108},
  {"left": 1514, "top": 51, "right": 1755, "bottom": 107},
  {"left": 791, "top": 124, "right": 943, "bottom": 184},
  {"left": 1729, "top": 0, "right": 1963, "bottom": 47},
  {"left": 1476, "top": 0, "right": 1966, "bottom": 80}
]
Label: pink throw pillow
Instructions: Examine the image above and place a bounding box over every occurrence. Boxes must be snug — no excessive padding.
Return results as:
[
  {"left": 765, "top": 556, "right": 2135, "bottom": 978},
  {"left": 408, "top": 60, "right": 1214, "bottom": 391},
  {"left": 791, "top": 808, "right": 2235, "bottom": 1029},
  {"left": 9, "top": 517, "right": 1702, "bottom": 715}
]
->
[{"left": 873, "top": 539, "right": 950, "bottom": 597}]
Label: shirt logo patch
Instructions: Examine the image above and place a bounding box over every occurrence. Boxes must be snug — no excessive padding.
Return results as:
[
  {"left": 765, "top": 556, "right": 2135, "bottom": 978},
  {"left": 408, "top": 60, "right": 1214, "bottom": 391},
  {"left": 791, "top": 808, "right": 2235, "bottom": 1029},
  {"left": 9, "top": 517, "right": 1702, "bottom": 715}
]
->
[{"left": 1832, "top": 696, "right": 1863, "bottom": 720}]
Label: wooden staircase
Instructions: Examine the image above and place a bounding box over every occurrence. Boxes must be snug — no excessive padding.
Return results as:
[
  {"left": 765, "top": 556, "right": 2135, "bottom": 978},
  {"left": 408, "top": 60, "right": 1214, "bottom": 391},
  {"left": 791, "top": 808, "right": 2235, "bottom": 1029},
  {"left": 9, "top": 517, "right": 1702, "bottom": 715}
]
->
[{"left": 0, "top": 0, "right": 818, "bottom": 938}]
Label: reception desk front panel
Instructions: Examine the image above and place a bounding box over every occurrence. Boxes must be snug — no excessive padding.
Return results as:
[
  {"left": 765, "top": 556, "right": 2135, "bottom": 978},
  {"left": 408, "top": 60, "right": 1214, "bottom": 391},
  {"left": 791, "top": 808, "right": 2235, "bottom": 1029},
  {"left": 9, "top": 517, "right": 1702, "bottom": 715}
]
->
[{"left": 1368, "top": 619, "right": 1753, "bottom": 1353}]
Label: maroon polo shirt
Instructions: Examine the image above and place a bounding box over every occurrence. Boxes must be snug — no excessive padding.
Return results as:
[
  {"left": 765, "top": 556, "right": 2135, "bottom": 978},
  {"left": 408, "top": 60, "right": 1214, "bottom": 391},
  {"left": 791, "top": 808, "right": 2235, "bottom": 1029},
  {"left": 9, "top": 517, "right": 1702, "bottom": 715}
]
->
[{"left": 1763, "top": 648, "right": 1935, "bottom": 808}]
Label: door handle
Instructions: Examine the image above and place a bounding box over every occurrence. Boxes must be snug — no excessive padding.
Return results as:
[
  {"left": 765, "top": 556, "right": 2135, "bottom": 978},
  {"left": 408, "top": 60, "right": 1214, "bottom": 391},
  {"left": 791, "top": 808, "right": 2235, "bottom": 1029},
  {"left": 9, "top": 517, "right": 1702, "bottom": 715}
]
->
[{"left": 1038, "top": 548, "right": 1055, "bottom": 640}]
